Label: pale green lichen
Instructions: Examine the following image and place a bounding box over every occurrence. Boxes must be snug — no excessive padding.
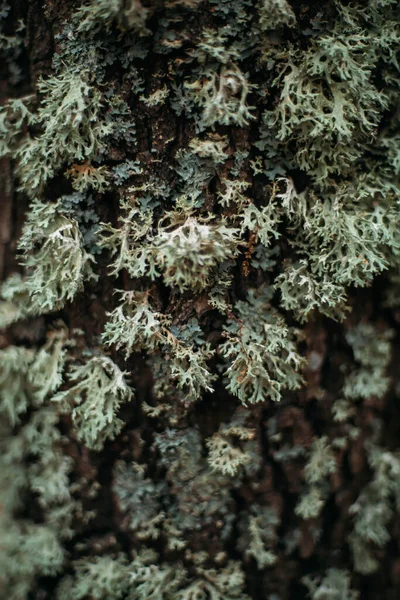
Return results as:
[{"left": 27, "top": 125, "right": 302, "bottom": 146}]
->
[
  {"left": 16, "top": 198, "right": 96, "bottom": 315},
  {"left": 53, "top": 356, "right": 133, "bottom": 450},
  {"left": 221, "top": 288, "right": 304, "bottom": 404}
]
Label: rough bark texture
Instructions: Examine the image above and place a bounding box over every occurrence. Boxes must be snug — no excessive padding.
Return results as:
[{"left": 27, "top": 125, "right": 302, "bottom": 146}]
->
[{"left": 1, "top": 1, "right": 400, "bottom": 600}]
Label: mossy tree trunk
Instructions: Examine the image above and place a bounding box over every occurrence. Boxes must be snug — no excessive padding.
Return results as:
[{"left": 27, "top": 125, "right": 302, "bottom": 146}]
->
[{"left": 1, "top": 1, "right": 400, "bottom": 599}]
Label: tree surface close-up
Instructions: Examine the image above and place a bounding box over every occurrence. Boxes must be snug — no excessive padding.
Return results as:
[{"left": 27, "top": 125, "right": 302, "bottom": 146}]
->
[{"left": 1, "top": 0, "right": 400, "bottom": 598}]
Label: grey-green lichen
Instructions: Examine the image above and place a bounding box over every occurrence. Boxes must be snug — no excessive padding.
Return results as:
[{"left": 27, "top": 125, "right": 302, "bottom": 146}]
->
[
  {"left": 52, "top": 355, "right": 133, "bottom": 451},
  {"left": 1, "top": 0, "right": 400, "bottom": 598}
]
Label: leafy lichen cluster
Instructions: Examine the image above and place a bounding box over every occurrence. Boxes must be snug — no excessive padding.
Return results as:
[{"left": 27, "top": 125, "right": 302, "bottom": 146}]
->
[{"left": 1, "top": 0, "right": 400, "bottom": 598}]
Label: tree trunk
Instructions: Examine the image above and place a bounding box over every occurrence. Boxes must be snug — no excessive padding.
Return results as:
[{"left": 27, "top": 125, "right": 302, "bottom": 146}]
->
[{"left": 1, "top": 1, "right": 400, "bottom": 599}]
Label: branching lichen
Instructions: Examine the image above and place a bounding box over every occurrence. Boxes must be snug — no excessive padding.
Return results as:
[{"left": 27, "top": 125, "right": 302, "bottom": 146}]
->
[
  {"left": 221, "top": 288, "right": 305, "bottom": 404},
  {"left": 17, "top": 199, "right": 96, "bottom": 315},
  {"left": 53, "top": 356, "right": 133, "bottom": 450}
]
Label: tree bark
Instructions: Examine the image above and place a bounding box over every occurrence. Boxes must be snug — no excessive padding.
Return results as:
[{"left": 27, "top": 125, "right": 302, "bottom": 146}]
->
[{"left": 1, "top": 1, "right": 400, "bottom": 599}]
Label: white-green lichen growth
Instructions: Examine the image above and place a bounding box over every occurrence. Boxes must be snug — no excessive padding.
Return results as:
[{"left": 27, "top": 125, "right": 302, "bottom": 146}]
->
[
  {"left": 16, "top": 199, "right": 96, "bottom": 316},
  {"left": 53, "top": 356, "right": 133, "bottom": 450}
]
